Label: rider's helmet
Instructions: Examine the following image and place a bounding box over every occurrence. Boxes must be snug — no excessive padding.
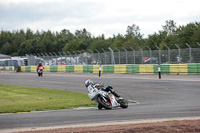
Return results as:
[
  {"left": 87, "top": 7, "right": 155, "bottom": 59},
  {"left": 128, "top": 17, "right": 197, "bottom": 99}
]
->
[
  {"left": 39, "top": 62, "right": 42, "bottom": 66},
  {"left": 85, "top": 79, "right": 93, "bottom": 87}
]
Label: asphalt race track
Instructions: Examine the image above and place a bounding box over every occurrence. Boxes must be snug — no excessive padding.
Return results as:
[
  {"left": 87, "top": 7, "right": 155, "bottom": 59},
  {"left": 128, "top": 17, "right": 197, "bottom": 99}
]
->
[{"left": 0, "top": 71, "right": 200, "bottom": 131}]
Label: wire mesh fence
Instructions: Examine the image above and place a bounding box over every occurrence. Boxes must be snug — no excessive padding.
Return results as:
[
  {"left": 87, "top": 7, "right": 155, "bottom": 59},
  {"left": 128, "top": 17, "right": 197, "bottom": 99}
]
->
[{"left": 1, "top": 47, "right": 200, "bottom": 67}]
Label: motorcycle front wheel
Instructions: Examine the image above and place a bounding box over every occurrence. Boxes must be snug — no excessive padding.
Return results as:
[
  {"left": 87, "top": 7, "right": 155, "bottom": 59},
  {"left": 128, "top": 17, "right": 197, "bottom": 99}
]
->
[
  {"left": 120, "top": 100, "right": 128, "bottom": 108},
  {"left": 97, "top": 97, "right": 112, "bottom": 110}
]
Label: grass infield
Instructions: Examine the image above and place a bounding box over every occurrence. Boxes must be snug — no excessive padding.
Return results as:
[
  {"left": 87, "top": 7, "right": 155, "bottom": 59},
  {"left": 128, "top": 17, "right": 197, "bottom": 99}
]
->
[{"left": 0, "top": 84, "right": 96, "bottom": 113}]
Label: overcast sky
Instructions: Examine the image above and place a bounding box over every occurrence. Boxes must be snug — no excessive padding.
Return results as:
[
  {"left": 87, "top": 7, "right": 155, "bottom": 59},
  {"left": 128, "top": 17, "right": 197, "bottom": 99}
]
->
[{"left": 0, "top": 0, "right": 200, "bottom": 38}]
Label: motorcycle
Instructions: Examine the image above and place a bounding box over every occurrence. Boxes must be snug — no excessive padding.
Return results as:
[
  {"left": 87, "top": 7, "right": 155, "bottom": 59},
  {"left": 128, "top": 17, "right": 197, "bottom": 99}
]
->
[
  {"left": 88, "top": 84, "right": 128, "bottom": 110},
  {"left": 37, "top": 66, "right": 44, "bottom": 77}
]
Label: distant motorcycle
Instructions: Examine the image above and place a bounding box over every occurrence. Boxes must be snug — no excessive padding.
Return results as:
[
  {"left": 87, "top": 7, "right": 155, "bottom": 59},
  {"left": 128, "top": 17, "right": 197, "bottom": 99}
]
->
[
  {"left": 88, "top": 85, "right": 128, "bottom": 110},
  {"left": 37, "top": 66, "right": 44, "bottom": 77}
]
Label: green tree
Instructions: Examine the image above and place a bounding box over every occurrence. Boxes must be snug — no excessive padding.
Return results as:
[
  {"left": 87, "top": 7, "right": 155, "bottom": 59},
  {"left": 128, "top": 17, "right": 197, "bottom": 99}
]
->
[
  {"left": 89, "top": 35, "right": 109, "bottom": 52},
  {"left": 40, "top": 30, "right": 57, "bottom": 53},
  {"left": 145, "top": 33, "right": 162, "bottom": 49},
  {"left": 177, "top": 22, "right": 200, "bottom": 47},
  {"left": 1, "top": 42, "right": 12, "bottom": 55},
  {"left": 109, "top": 34, "right": 125, "bottom": 50},
  {"left": 63, "top": 28, "right": 92, "bottom": 53},
  {"left": 25, "top": 28, "right": 34, "bottom": 40},
  {"left": 0, "top": 31, "right": 12, "bottom": 52},
  {"left": 11, "top": 30, "right": 26, "bottom": 56},
  {"left": 1, "top": 20, "right": 200, "bottom": 56},
  {"left": 146, "top": 20, "right": 178, "bottom": 50},
  {"left": 125, "top": 24, "right": 144, "bottom": 50},
  {"left": 18, "top": 37, "right": 45, "bottom": 55},
  {"left": 191, "top": 22, "right": 200, "bottom": 46},
  {"left": 126, "top": 24, "right": 143, "bottom": 39},
  {"left": 162, "top": 20, "right": 177, "bottom": 35}
]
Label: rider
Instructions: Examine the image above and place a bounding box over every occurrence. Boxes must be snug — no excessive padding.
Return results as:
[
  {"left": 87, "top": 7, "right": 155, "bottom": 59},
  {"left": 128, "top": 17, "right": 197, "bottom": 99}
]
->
[
  {"left": 37, "top": 62, "right": 44, "bottom": 72},
  {"left": 84, "top": 79, "right": 121, "bottom": 98}
]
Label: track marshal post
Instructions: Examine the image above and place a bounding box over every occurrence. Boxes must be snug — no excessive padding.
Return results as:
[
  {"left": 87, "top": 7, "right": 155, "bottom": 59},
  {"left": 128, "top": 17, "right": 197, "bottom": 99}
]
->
[
  {"left": 158, "top": 64, "right": 161, "bottom": 79},
  {"left": 99, "top": 65, "right": 101, "bottom": 77},
  {"left": 155, "top": 45, "right": 161, "bottom": 79}
]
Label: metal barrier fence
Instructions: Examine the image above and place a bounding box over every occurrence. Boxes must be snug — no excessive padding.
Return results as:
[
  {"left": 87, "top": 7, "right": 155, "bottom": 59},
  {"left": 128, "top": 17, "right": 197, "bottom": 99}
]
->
[
  {"left": 26, "top": 47, "right": 200, "bottom": 66},
  {"left": 1, "top": 45, "right": 200, "bottom": 67}
]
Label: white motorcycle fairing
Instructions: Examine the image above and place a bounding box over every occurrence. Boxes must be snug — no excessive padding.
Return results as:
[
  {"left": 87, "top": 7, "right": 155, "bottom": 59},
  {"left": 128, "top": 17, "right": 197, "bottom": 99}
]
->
[
  {"left": 87, "top": 85, "right": 120, "bottom": 108},
  {"left": 109, "top": 94, "right": 120, "bottom": 107}
]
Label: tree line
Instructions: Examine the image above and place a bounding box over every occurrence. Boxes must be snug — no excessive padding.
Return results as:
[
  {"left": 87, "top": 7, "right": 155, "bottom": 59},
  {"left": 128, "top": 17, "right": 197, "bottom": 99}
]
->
[{"left": 0, "top": 20, "right": 200, "bottom": 56}]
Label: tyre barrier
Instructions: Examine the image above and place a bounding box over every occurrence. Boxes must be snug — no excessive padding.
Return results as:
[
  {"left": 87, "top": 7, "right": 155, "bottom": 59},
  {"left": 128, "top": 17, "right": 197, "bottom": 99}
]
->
[
  {"left": 1, "top": 64, "right": 200, "bottom": 75},
  {"left": 0, "top": 66, "right": 15, "bottom": 71}
]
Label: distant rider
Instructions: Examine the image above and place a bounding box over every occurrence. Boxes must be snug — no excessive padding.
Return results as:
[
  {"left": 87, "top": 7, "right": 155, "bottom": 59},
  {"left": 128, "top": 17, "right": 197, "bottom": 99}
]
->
[{"left": 37, "top": 62, "right": 44, "bottom": 72}]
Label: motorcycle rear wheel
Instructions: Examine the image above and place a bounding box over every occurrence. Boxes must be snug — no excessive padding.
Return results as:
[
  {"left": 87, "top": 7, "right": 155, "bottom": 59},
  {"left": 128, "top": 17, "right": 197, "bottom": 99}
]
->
[{"left": 97, "top": 97, "right": 112, "bottom": 110}]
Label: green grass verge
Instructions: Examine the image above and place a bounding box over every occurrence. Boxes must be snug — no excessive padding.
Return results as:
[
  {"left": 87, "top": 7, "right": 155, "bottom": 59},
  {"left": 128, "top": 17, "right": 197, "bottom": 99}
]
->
[{"left": 0, "top": 84, "right": 96, "bottom": 113}]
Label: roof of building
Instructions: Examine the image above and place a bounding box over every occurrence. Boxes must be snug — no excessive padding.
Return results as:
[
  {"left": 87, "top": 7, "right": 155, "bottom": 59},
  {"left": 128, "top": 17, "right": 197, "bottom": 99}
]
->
[{"left": 0, "top": 54, "right": 11, "bottom": 58}]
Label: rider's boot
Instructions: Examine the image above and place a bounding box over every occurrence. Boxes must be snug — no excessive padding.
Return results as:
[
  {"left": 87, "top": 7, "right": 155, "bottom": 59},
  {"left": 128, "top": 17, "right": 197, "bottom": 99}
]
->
[
  {"left": 112, "top": 91, "right": 124, "bottom": 103},
  {"left": 106, "top": 86, "right": 121, "bottom": 98}
]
